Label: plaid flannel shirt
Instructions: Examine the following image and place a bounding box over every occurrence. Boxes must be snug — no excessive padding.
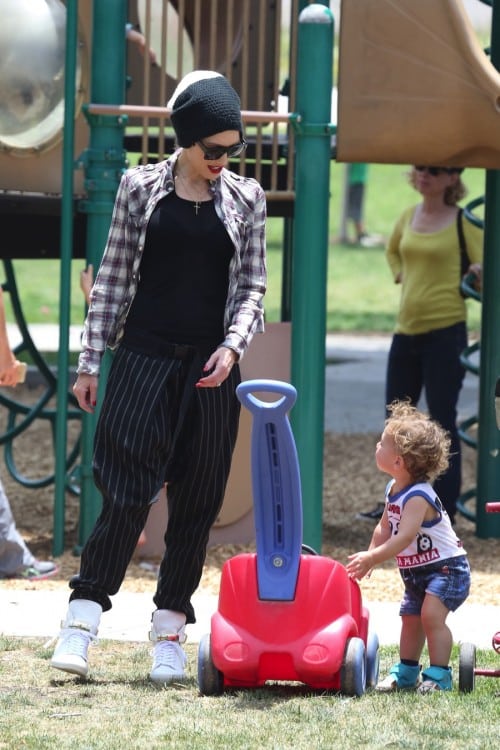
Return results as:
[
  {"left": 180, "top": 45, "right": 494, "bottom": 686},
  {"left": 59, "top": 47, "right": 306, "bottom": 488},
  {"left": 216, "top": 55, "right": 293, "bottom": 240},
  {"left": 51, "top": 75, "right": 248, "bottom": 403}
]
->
[{"left": 78, "top": 151, "right": 267, "bottom": 375}]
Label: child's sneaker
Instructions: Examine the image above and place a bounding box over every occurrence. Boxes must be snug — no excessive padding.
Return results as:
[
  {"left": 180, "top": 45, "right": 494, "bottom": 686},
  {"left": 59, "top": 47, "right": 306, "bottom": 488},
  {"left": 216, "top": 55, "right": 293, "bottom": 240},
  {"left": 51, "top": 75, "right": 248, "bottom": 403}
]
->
[
  {"left": 418, "top": 666, "right": 453, "bottom": 693},
  {"left": 376, "top": 662, "right": 421, "bottom": 692},
  {"left": 14, "top": 560, "right": 59, "bottom": 581}
]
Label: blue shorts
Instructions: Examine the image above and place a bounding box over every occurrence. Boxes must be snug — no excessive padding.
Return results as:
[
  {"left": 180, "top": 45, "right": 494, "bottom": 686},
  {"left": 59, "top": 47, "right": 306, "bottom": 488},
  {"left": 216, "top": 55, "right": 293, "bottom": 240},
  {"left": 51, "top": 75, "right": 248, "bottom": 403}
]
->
[{"left": 399, "top": 556, "right": 471, "bottom": 615}]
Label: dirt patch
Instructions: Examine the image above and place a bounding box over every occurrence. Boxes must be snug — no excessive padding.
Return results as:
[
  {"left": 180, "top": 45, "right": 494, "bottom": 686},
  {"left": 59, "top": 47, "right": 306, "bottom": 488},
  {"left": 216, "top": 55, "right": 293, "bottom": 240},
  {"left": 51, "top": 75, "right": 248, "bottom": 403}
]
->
[{"left": 1, "top": 384, "right": 498, "bottom": 606}]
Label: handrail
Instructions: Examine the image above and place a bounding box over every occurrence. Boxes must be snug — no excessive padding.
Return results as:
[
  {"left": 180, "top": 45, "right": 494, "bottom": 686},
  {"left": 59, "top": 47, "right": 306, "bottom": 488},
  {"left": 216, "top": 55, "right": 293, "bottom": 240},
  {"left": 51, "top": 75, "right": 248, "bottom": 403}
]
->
[
  {"left": 457, "top": 198, "right": 484, "bottom": 521},
  {"left": 86, "top": 103, "right": 293, "bottom": 124}
]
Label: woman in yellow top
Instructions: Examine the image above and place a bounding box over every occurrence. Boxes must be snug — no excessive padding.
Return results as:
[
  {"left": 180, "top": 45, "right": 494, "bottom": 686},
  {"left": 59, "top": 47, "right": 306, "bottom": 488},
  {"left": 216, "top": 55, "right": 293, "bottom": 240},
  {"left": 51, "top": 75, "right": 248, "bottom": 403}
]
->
[{"left": 384, "top": 165, "right": 482, "bottom": 525}]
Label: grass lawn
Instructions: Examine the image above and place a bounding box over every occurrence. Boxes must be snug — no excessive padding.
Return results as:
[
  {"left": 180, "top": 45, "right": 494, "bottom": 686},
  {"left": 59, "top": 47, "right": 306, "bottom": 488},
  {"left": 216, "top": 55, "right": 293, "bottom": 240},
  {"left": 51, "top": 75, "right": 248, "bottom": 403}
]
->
[{"left": 0, "top": 638, "right": 499, "bottom": 750}]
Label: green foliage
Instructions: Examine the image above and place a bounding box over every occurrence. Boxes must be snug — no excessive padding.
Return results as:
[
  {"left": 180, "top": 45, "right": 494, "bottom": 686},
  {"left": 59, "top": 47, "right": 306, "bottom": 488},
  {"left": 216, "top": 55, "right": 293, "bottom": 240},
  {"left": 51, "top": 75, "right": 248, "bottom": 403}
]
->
[{"left": 2, "top": 260, "right": 89, "bottom": 329}]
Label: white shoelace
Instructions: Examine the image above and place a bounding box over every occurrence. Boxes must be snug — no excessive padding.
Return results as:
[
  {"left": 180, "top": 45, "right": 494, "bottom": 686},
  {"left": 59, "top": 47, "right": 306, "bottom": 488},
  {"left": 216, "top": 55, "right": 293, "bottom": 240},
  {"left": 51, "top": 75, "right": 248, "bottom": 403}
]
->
[
  {"left": 153, "top": 641, "right": 186, "bottom": 670},
  {"left": 54, "top": 627, "right": 97, "bottom": 656}
]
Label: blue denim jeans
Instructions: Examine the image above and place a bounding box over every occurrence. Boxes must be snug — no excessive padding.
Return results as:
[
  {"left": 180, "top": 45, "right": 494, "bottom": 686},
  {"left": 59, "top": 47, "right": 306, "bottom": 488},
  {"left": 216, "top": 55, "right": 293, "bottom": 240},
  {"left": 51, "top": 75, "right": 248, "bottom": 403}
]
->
[
  {"left": 385, "top": 322, "right": 468, "bottom": 522},
  {"left": 399, "top": 555, "right": 471, "bottom": 614}
]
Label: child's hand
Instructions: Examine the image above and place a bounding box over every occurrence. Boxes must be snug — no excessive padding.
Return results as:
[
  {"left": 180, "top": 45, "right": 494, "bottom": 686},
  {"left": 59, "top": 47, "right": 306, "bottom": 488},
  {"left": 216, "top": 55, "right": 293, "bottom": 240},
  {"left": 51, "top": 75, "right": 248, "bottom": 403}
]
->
[
  {"left": 0, "top": 359, "right": 26, "bottom": 387},
  {"left": 80, "top": 264, "right": 94, "bottom": 305},
  {"left": 346, "top": 551, "right": 374, "bottom": 581}
]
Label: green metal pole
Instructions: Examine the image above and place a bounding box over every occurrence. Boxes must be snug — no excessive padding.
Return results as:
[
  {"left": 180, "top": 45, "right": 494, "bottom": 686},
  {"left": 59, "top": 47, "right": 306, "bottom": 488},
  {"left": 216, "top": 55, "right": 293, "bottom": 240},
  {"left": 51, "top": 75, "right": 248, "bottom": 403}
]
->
[
  {"left": 291, "top": 4, "right": 334, "bottom": 552},
  {"left": 76, "top": 0, "right": 128, "bottom": 548},
  {"left": 281, "top": 2, "right": 329, "bottom": 322},
  {"left": 53, "top": 0, "right": 78, "bottom": 556},
  {"left": 476, "top": 0, "right": 500, "bottom": 538}
]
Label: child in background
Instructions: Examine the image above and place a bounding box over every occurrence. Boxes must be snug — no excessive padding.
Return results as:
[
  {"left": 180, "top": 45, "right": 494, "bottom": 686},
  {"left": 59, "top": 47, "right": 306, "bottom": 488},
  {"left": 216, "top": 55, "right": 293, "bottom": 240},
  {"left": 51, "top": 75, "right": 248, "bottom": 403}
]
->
[
  {"left": 79, "top": 264, "right": 94, "bottom": 306},
  {"left": 125, "top": 23, "right": 157, "bottom": 66},
  {"left": 0, "top": 288, "right": 58, "bottom": 580},
  {"left": 345, "top": 163, "right": 383, "bottom": 247},
  {"left": 346, "top": 401, "right": 470, "bottom": 693}
]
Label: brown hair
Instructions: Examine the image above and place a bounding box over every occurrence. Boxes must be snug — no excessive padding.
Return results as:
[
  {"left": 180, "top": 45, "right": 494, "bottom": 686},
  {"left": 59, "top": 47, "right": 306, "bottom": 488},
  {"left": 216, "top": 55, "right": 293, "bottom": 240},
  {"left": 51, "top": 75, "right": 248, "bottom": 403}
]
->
[
  {"left": 384, "top": 400, "right": 450, "bottom": 482},
  {"left": 407, "top": 167, "right": 467, "bottom": 206}
]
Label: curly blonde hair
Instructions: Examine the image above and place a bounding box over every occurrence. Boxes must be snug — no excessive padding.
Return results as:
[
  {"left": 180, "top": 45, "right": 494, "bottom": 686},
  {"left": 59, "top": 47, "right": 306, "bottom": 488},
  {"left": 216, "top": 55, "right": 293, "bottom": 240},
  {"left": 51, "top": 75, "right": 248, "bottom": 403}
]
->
[
  {"left": 407, "top": 167, "right": 467, "bottom": 206},
  {"left": 384, "top": 400, "right": 450, "bottom": 483}
]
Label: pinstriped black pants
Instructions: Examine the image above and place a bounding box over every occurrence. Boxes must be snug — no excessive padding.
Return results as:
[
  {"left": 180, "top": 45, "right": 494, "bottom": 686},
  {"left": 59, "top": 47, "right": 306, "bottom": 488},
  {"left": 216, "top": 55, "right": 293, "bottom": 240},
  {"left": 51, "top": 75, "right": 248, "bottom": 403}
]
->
[{"left": 69, "top": 345, "right": 241, "bottom": 623}]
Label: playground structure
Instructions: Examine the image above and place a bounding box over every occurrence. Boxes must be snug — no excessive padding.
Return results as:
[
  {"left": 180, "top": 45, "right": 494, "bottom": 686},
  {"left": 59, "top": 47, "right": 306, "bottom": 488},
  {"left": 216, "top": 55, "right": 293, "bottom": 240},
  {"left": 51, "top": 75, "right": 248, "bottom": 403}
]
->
[
  {"left": 0, "top": 0, "right": 499, "bottom": 556},
  {"left": 0, "top": 0, "right": 333, "bottom": 555},
  {"left": 337, "top": 0, "right": 500, "bottom": 169}
]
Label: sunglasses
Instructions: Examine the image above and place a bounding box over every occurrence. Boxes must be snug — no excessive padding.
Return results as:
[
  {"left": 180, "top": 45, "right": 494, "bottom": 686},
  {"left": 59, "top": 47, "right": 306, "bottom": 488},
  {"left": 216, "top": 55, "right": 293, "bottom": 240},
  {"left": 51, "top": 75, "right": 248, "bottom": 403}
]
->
[
  {"left": 414, "top": 166, "right": 456, "bottom": 176},
  {"left": 197, "top": 139, "right": 247, "bottom": 161}
]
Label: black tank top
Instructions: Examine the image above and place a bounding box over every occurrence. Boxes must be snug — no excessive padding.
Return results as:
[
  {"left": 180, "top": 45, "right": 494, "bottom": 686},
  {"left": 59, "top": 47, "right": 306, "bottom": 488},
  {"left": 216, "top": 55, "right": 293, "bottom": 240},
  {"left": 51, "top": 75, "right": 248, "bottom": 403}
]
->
[{"left": 124, "top": 192, "right": 234, "bottom": 353}]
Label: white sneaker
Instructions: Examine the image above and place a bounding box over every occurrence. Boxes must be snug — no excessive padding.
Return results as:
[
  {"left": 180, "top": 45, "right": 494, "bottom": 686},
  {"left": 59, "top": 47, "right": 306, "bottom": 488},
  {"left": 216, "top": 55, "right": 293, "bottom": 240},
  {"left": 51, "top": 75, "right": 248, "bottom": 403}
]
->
[
  {"left": 50, "top": 600, "right": 102, "bottom": 678},
  {"left": 150, "top": 637, "right": 187, "bottom": 684},
  {"left": 51, "top": 624, "right": 96, "bottom": 677},
  {"left": 149, "top": 609, "right": 187, "bottom": 684}
]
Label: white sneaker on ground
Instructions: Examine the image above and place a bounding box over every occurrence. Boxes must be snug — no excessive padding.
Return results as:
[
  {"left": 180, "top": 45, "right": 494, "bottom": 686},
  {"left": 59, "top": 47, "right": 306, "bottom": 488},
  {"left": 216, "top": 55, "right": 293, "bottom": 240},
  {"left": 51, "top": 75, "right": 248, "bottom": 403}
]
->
[
  {"left": 376, "top": 673, "right": 402, "bottom": 692},
  {"left": 149, "top": 609, "right": 187, "bottom": 684},
  {"left": 150, "top": 637, "right": 187, "bottom": 684},
  {"left": 50, "top": 600, "right": 102, "bottom": 678},
  {"left": 359, "top": 232, "right": 385, "bottom": 248}
]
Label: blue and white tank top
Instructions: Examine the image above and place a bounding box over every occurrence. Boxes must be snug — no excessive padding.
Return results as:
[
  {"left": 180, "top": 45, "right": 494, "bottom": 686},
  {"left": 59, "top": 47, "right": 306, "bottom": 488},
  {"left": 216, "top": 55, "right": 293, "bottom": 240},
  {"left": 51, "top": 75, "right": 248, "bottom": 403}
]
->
[{"left": 385, "top": 479, "right": 467, "bottom": 568}]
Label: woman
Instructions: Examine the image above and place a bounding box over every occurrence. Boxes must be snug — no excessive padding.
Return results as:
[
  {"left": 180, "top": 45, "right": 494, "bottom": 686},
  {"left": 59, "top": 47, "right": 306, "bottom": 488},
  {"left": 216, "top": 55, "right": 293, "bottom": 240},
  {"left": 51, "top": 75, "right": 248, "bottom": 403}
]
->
[
  {"left": 51, "top": 71, "right": 267, "bottom": 683},
  {"left": 382, "top": 165, "right": 482, "bottom": 525}
]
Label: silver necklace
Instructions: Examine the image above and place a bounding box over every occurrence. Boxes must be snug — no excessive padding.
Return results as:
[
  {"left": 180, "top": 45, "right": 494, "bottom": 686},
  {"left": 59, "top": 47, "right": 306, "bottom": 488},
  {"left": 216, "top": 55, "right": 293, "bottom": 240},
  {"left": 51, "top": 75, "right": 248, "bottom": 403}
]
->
[{"left": 174, "top": 170, "right": 210, "bottom": 215}]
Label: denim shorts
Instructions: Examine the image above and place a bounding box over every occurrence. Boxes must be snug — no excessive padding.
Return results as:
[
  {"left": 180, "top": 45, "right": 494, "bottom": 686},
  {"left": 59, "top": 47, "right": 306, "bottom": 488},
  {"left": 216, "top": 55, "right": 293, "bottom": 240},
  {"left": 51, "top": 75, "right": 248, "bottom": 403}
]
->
[{"left": 399, "top": 556, "right": 471, "bottom": 615}]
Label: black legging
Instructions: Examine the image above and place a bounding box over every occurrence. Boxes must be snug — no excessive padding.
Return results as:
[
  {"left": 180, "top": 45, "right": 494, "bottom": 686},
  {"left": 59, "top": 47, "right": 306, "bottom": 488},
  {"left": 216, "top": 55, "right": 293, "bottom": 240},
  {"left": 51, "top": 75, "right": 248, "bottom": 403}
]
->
[{"left": 385, "top": 322, "right": 467, "bottom": 522}]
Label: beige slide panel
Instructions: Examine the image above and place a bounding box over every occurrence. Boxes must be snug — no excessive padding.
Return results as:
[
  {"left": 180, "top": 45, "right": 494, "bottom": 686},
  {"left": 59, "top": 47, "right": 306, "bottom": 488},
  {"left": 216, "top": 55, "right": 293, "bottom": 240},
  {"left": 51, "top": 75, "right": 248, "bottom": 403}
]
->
[{"left": 336, "top": 0, "right": 500, "bottom": 169}]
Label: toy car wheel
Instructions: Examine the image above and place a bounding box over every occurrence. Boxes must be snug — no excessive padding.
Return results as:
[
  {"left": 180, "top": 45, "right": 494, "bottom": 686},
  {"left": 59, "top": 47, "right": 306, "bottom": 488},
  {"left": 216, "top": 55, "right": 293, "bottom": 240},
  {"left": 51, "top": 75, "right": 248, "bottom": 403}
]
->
[
  {"left": 365, "top": 631, "right": 380, "bottom": 688},
  {"left": 458, "top": 641, "right": 476, "bottom": 693},
  {"left": 197, "top": 633, "right": 224, "bottom": 696},
  {"left": 340, "top": 637, "right": 366, "bottom": 697}
]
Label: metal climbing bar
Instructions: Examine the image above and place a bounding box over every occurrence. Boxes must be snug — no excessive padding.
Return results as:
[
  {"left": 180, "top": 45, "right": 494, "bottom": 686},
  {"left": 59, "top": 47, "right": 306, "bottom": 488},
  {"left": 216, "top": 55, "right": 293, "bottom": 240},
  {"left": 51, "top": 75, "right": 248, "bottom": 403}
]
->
[{"left": 0, "top": 260, "right": 82, "bottom": 489}]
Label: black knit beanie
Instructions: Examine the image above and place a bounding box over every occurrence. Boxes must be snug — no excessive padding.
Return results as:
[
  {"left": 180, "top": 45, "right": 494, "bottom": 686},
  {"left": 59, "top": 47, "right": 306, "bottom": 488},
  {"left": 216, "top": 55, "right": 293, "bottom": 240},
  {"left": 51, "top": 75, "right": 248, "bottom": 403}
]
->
[{"left": 169, "top": 71, "right": 243, "bottom": 147}]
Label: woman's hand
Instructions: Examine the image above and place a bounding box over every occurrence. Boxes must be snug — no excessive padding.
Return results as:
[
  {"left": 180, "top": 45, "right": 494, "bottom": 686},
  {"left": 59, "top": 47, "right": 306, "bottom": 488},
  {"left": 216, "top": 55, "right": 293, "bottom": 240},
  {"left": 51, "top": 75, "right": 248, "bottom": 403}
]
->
[
  {"left": 73, "top": 373, "right": 99, "bottom": 413},
  {"left": 196, "top": 346, "right": 238, "bottom": 389}
]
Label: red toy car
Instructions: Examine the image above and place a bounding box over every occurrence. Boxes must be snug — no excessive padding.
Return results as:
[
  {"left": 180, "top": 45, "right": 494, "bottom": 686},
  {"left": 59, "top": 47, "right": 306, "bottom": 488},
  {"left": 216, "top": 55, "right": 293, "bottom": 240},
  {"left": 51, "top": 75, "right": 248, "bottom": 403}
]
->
[
  {"left": 197, "top": 380, "right": 379, "bottom": 696},
  {"left": 458, "top": 501, "right": 500, "bottom": 692}
]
